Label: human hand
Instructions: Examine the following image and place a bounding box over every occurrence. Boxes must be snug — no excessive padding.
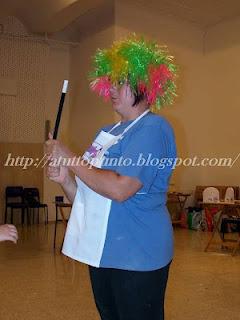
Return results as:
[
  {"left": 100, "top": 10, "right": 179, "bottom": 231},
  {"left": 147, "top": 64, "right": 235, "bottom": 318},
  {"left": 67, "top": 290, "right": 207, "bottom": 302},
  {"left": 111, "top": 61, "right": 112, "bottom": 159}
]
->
[
  {"left": 45, "top": 132, "right": 74, "bottom": 165},
  {"left": 45, "top": 133, "right": 75, "bottom": 185},
  {"left": 46, "top": 165, "right": 71, "bottom": 186},
  {"left": 0, "top": 224, "right": 18, "bottom": 244}
]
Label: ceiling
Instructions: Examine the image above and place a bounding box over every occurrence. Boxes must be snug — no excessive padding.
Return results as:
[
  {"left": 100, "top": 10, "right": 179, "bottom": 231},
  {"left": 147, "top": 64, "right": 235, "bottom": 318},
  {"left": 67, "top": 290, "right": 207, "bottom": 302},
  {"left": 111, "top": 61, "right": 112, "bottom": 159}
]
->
[
  {"left": 131, "top": 0, "right": 240, "bottom": 29},
  {"left": 0, "top": 0, "right": 109, "bottom": 33},
  {"left": 1, "top": 0, "right": 240, "bottom": 34}
]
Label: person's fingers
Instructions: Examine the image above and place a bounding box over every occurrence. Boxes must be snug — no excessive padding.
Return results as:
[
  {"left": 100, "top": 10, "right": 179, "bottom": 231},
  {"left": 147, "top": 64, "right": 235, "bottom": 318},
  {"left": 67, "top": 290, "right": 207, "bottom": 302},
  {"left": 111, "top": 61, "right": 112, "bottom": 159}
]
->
[
  {"left": 45, "top": 139, "right": 57, "bottom": 152},
  {"left": 7, "top": 224, "right": 17, "bottom": 231},
  {"left": 46, "top": 168, "right": 52, "bottom": 178},
  {"left": 47, "top": 165, "right": 60, "bottom": 178},
  {"left": 0, "top": 225, "right": 17, "bottom": 243},
  {"left": 8, "top": 227, "right": 18, "bottom": 234},
  {"left": 47, "top": 166, "right": 58, "bottom": 174},
  {"left": 45, "top": 142, "right": 59, "bottom": 161},
  {"left": 5, "top": 225, "right": 18, "bottom": 235},
  {"left": 4, "top": 225, "right": 16, "bottom": 235},
  {"left": 46, "top": 154, "right": 55, "bottom": 164},
  {"left": 9, "top": 230, "right": 18, "bottom": 238},
  {"left": 46, "top": 137, "right": 57, "bottom": 145},
  {"left": 4, "top": 234, "right": 17, "bottom": 243},
  {"left": 44, "top": 143, "right": 53, "bottom": 160},
  {"left": 45, "top": 142, "right": 54, "bottom": 153},
  {"left": 10, "top": 231, "right": 18, "bottom": 240},
  {"left": 9, "top": 233, "right": 18, "bottom": 242},
  {"left": 10, "top": 236, "right": 17, "bottom": 244}
]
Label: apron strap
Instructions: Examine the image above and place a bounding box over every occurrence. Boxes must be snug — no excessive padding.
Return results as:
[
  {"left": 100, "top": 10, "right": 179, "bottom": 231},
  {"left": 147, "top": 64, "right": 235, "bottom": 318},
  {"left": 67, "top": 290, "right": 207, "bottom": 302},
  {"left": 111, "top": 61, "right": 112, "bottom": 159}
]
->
[
  {"left": 108, "top": 122, "right": 121, "bottom": 134},
  {"left": 120, "top": 109, "right": 150, "bottom": 136},
  {"left": 108, "top": 109, "right": 150, "bottom": 137},
  {"left": 98, "top": 109, "right": 150, "bottom": 159}
]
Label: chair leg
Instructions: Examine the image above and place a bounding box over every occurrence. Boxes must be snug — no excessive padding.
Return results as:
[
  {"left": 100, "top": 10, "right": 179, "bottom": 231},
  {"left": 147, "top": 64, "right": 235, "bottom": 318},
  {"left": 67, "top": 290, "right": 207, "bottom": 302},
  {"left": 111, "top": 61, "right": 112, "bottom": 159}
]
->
[
  {"left": 54, "top": 205, "right": 58, "bottom": 249},
  {"left": 11, "top": 208, "right": 13, "bottom": 224},
  {"left": 204, "top": 211, "right": 223, "bottom": 252},
  {"left": 232, "top": 232, "right": 240, "bottom": 256},
  {"left": 60, "top": 237, "right": 65, "bottom": 252},
  {"left": 4, "top": 207, "right": 8, "bottom": 224},
  {"left": 37, "top": 208, "right": 40, "bottom": 224},
  {"left": 33, "top": 209, "right": 35, "bottom": 224},
  {"left": 27, "top": 208, "right": 31, "bottom": 225},
  {"left": 45, "top": 207, "right": 48, "bottom": 225},
  {"left": 22, "top": 208, "right": 25, "bottom": 225}
]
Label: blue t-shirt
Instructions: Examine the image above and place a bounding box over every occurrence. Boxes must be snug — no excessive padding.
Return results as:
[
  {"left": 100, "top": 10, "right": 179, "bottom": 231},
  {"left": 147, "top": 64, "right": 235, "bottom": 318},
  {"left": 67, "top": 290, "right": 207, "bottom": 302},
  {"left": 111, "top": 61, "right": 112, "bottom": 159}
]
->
[{"left": 99, "top": 111, "right": 177, "bottom": 271}]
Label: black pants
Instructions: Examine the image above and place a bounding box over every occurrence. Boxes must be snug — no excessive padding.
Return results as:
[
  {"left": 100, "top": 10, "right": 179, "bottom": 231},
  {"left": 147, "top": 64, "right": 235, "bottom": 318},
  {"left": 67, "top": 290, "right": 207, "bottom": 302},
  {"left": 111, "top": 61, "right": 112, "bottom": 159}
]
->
[{"left": 89, "top": 262, "right": 171, "bottom": 320}]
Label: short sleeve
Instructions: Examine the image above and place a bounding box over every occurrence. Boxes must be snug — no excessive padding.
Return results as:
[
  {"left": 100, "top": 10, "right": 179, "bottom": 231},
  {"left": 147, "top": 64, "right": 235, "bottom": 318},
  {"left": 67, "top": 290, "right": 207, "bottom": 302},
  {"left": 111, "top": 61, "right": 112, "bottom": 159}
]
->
[{"left": 115, "top": 124, "right": 175, "bottom": 192}]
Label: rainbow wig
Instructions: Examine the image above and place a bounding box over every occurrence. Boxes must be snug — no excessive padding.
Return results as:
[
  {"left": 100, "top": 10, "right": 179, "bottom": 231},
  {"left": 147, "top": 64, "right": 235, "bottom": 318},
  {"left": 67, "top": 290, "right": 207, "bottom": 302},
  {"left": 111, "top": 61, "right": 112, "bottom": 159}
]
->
[{"left": 89, "top": 34, "right": 178, "bottom": 109}]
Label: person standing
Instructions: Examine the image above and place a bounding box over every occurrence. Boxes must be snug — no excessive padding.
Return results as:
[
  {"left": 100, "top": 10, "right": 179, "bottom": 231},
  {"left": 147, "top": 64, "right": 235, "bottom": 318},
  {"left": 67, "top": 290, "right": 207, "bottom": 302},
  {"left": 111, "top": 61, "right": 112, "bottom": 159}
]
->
[{"left": 46, "top": 35, "right": 178, "bottom": 320}]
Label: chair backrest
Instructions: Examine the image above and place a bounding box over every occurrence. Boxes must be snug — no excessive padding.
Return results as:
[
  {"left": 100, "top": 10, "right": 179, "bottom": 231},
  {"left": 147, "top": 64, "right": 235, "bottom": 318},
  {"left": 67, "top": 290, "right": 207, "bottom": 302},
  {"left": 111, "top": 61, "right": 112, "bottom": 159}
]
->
[
  {"left": 203, "top": 187, "right": 220, "bottom": 202},
  {"left": 195, "top": 186, "right": 239, "bottom": 204},
  {"left": 224, "top": 187, "right": 235, "bottom": 202},
  {"left": 55, "top": 196, "right": 64, "bottom": 203},
  {"left": 23, "top": 188, "right": 40, "bottom": 205},
  {"left": 5, "top": 186, "right": 24, "bottom": 204}
]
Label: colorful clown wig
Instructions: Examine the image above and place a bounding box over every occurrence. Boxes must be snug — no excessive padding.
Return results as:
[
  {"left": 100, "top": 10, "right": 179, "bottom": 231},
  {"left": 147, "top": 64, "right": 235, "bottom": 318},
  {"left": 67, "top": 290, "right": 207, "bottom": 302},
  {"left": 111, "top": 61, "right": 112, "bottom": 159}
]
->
[{"left": 89, "top": 34, "right": 178, "bottom": 109}]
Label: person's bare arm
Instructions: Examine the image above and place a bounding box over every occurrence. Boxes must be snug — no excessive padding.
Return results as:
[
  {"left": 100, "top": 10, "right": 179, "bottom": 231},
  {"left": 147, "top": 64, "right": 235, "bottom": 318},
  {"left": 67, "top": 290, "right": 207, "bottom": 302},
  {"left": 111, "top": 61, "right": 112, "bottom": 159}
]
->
[
  {"left": 69, "top": 164, "right": 142, "bottom": 202},
  {"left": 60, "top": 174, "right": 77, "bottom": 203},
  {"left": 46, "top": 139, "right": 142, "bottom": 202},
  {"left": 47, "top": 166, "right": 77, "bottom": 203}
]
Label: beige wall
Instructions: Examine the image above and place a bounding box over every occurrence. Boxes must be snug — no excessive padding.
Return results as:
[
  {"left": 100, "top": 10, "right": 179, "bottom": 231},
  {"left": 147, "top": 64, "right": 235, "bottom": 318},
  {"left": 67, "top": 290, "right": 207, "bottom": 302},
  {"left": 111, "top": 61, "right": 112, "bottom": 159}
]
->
[
  {"left": 68, "top": 5, "right": 240, "bottom": 204},
  {"left": 0, "top": 16, "right": 71, "bottom": 221},
  {"left": 198, "top": 17, "right": 240, "bottom": 186},
  {"left": 0, "top": 16, "right": 47, "bottom": 143},
  {"left": 115, "top": 2, "right": 240, "bottom": 203},
  {"left": 39, "top": 23, "right": 116, "bottom": 222},
  {"left": 115, "top": 2, "right": 204, "bottom": 200},
  {"left": 2, "top": 5, "right": 240, "bottom": 218},
  {"left": 47, "top": 12, "right": 240, "bottom": 212},
  {"left": 43, "top": 44, "right": 71, "bottom": 221},
  {"left": 68, "top": 26, "right": 115, "bottom": 155}
]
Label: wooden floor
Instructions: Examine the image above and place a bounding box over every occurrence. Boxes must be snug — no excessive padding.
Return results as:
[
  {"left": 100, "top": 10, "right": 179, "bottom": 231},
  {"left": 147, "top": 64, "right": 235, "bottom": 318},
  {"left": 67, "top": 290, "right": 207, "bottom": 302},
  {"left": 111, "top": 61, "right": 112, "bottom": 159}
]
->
[{"left": 0, "top": 224, "right": 239, "bottom": 320}]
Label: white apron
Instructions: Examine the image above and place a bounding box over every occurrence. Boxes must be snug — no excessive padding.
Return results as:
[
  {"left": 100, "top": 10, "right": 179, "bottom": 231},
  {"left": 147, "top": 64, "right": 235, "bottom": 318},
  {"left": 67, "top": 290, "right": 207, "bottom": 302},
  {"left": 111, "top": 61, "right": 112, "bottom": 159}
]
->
[{"left": 62, "top": 110, "right": 149, "bottom": 267}]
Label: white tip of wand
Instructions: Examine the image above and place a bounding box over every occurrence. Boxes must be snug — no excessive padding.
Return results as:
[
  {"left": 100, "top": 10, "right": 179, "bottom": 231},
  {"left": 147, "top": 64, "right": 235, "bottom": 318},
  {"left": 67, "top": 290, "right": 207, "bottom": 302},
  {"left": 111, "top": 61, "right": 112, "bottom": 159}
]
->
[{"left": 62, "top": 80, "right": 69, "bottom": 93}]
